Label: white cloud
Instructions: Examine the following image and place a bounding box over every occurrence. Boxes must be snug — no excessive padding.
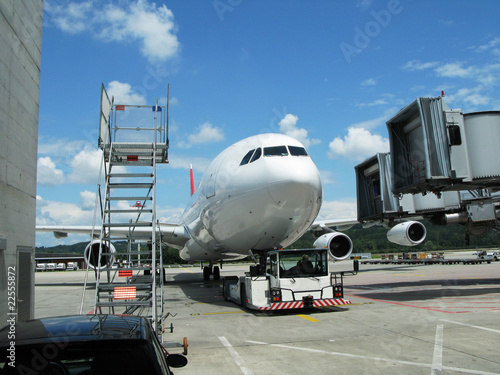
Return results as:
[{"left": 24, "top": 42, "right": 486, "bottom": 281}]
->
[
  {"left": 328, "top": 127, "right": 389, "bottom": 161},
  {"left": 179, "top": 122, "right": 225, "bottom": 148},
  {"left": 37, "top": 156, "right": 65, "bottom": 186},
  {"left": 278, "top": 114, "right": 320, "bottom": 149},
  {"left": 80, "top": 190, "right": 97, "bottom": 210},
  {"left": 107, "top": 81, "right": 147, "bottom": 105},
  {"left": 319, "top": 170, "right": 335, "bottom": 185},
  {"left": 38, "top": 138, "right": 89, "bottom": 158},
  {"left": 446, "top": 88, "right": 491, "bottom": 107},
  {"left": 37, "top": 198, "right": 93, "bottom": 226},
  {"left": 317, "top": 199, "right": 357, "bottom": 222},
  {"left": 435, "top": 62, "right": 475, "bottom": 78},
  {"left": 475, "top": 37, "right": 500, "bottom": 53},
  {"left": 403, "top": 41, "right": 500, "bottom": 110},
  {"left": 361, "top": 78, "right": 377, "bottom": 86},
  {"left": 99, "top": 1, "right": 179, "bottom": 62},
  {"left": 158, "top": 206, "right": 185, "bottom": 224},
  {"left": 348, "top": 107, "right": 398, "bottom": 130},
  {"left": 168, "top": 155, "right": 211, "bottom": 173},
  {"left": 44, "top": 0, "right": 180, "bottom": 63},
  {"left": 38, "top": 139, "right": 124, "bottom": 186},
  {"left": 355, "top": 99, "right": 388, "bottom": 107},
  {"left": 403, "top": 60, "right": 439, "bottom": 71},
  {"left": 44, "top": 0, "right": 93, "bottom": 34},
  {"left": 67, "top": 148, "right": 103, "bottom": 184}
]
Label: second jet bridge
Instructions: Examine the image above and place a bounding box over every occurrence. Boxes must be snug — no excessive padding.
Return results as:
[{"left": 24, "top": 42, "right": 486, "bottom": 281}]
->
[
  {"left": 386, "top": 96, "right": 500, "bottom": 195},
  {"left": 356, "top": 152, "right": 460, "bottom": 223}
]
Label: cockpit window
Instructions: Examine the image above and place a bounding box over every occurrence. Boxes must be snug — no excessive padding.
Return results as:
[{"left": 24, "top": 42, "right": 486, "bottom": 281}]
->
[
  {"left": 250, "top": 147, "right": 262, "bottom": 162},
  {"left": 264, "top": 146, "right": 288, "bottom": 157},
  {"left": 240, "top": 149, "right": 255, "bottom": 166},
  {"left": 288, "top": 146, "right": 308, "bottom": 156},
  {"left": 240, "top": 148, "right": 262, "bottom": 166}
]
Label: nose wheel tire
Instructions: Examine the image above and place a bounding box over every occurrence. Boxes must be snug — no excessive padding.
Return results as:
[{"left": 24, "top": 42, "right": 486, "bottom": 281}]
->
[
  {"left": 203, "top": 266, "right": 211, "bottom": 281},
  {"left": 213, "top": 266, "right": 220, "bottom": 280}
]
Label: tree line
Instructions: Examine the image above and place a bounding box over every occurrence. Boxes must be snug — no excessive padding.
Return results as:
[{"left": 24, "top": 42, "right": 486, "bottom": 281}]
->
[{"left": 36, "top": 221, "right": 499, "bottom": 264}]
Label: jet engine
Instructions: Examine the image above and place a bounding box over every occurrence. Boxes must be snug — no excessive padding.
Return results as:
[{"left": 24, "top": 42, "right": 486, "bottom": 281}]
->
[
  {"left": 313, "top": 232, "right": 353, "bottom": 261},
  {"left": 386, "top": 221, "right": 426, "bottom": 246},
  {"left": 84, "top": 240, "right": 116, "bottom": 270}
]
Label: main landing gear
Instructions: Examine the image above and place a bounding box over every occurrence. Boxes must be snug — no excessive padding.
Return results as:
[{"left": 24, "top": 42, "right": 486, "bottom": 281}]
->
[{"left": 202, "top": 261, "right": 221, "bottom": 281}]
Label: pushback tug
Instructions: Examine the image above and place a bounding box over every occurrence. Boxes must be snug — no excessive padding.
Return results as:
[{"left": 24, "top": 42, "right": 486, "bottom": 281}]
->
[{"left": 222, "top": 248, "right": 358, "bottom": 311}]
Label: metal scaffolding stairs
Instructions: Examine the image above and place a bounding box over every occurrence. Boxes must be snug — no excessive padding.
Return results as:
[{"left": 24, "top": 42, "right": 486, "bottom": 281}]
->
[
  {"left": 82, "top": 84, "right": 169, "bottom": 339},
  {"left": 94, "top": 142, "right": 160, "bottom": 314}
]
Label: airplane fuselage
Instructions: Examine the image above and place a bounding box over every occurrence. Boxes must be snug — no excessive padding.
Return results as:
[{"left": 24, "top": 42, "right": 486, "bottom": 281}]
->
[{"left": 176, "top": 134, "right": 323, "bottom": 261}]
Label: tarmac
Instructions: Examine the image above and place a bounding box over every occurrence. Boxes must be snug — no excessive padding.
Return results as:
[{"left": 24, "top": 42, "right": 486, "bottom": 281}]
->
[{"left": 35, "top": 253, "right": 500, "bottom": 375}]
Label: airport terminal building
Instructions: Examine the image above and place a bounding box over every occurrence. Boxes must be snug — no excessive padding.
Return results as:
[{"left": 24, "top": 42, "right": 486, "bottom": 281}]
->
[{"left": 0, "top": 2, "right": 43, "bottom": 323}]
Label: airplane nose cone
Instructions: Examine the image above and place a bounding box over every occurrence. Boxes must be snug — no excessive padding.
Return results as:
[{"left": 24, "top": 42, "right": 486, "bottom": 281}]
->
[{"left": 266, "top": 158, "right": 322, "bottom": 208}]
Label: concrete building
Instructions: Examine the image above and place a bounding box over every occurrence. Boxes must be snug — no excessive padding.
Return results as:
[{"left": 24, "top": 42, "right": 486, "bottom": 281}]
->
[{"left": 0, "top": 1, "right": 43, "bottom": 323}]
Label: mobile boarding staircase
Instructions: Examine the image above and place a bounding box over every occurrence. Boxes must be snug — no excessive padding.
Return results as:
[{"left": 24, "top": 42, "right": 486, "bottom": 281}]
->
[{"left": 82, "top": 84, "right": 169, "bottom": 338}]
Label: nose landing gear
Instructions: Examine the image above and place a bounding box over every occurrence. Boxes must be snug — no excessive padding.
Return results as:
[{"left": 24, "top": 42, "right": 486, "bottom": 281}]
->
[{"left": 202, "top": 262, "right": 221, "bottom": 281}]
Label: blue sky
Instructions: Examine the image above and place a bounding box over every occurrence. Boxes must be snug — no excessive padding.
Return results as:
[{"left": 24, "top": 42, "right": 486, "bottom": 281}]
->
[{"left": 36, "top": 0, "right": 500, "bottom": 246}]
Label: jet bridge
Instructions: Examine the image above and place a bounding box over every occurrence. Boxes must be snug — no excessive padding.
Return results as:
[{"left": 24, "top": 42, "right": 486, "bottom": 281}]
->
[
  {"left": 386, "top": 96, "right": 500, "bottom": 195},
  {"left": 355, "top": 153, "right": 460, "bottom": 222},
  {"left": 383, "top": 96, "right": 500, "bottom": 242}
]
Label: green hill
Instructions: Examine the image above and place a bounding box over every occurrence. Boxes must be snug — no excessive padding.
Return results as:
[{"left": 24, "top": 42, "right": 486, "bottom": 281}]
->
[{"left": 36, "top": 222, "right": 499, "bottom": 263}]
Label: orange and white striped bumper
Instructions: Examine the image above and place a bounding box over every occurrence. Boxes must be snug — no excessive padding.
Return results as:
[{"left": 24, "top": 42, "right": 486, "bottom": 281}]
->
[{"left": 258, "top": 298, "right": 351, "bottom": 311}]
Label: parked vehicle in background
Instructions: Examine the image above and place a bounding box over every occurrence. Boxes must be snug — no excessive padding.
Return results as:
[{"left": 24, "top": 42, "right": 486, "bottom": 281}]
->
[
  {"left": 477, "top": 250, "right": 500, "bottom": 261},
  {"left": 45, "top": 263, "right": 56, "bottom": 271},
  {"left": 35, "top": 263, "right": 46, "bottom": 272},
  {"left": 67, "top": 262, "right": 78, "bottom": 270},
  {"left": 56, "top": 262, "right": 67, "bottom": 271}
]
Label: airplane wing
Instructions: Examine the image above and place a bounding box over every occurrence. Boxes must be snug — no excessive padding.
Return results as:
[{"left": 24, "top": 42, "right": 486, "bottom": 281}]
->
[
  {"left": 36, "top": 223, "right": 191, "bottom": 249},
  {"left": 310, "top": 218, "right": 359, "bottom": 233}
]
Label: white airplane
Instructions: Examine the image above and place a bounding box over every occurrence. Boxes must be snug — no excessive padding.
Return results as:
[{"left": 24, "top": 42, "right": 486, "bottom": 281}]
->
[{"left": 37, "top": 133, "right": 425, "bottom": 280}]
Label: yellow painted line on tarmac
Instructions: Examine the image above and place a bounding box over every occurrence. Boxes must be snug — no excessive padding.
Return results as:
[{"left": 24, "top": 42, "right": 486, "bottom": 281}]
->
[
  {"left": 297, "top": 314, "right": 320, "bottom": 322},
  {"left": 181, "top": 267, "right": 197, "bottom": 274}
]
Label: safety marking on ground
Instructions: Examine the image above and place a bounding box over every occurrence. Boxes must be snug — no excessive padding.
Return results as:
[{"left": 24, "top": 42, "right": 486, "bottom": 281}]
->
[
  {"left": 396, "top": 294, "right": 500, "bottom": 313},
  {"left": 181, "top": 267, "right": 197, "bottom": 274},
  {"left": 441, "top": 319, "right": 500, "bottom": 334},
  {"left": 245, "top": 340, "right": 500, "bottom": 375},
  {"left": 431, "top": 325, "right": 444, "bottom": 375},
  {"left": 296, "top": 314, "right": 320, "bottom": 322},
  {"left": 345, "top": 294, "right": 468, "bottom": 314},
  {"left": 219, "top": 336, "right": 254, "bottom": 375}
]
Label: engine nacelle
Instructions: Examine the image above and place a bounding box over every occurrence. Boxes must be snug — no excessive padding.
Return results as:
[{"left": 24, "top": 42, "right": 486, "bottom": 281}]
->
[
  {"left": 84, "top": 240, "right": 116, "bottom": 270},
  {"left": 313, "top": 232, "right": 353, "bottom": 261},
  {"left": 386, "top": 221, "right": 426, "bottom": 246}
]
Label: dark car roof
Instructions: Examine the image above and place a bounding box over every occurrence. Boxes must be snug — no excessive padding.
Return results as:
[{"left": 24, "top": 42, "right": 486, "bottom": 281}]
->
[{"left": 0, "top": 314, "right": 152, "bottom": 346}]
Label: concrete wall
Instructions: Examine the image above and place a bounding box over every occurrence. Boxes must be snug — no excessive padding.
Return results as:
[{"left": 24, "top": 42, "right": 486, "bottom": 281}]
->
[{"left": 0, "top": 0, "right": 43, "bottom": 323}]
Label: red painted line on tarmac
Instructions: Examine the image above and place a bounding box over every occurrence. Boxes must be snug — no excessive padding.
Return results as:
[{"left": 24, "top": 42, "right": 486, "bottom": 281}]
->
[
  {"left": 425, "top": 306, "right": 500, "bottom": 310},
  {"left": 344, "top": 294, "right": 469, "bottom": 314}
]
